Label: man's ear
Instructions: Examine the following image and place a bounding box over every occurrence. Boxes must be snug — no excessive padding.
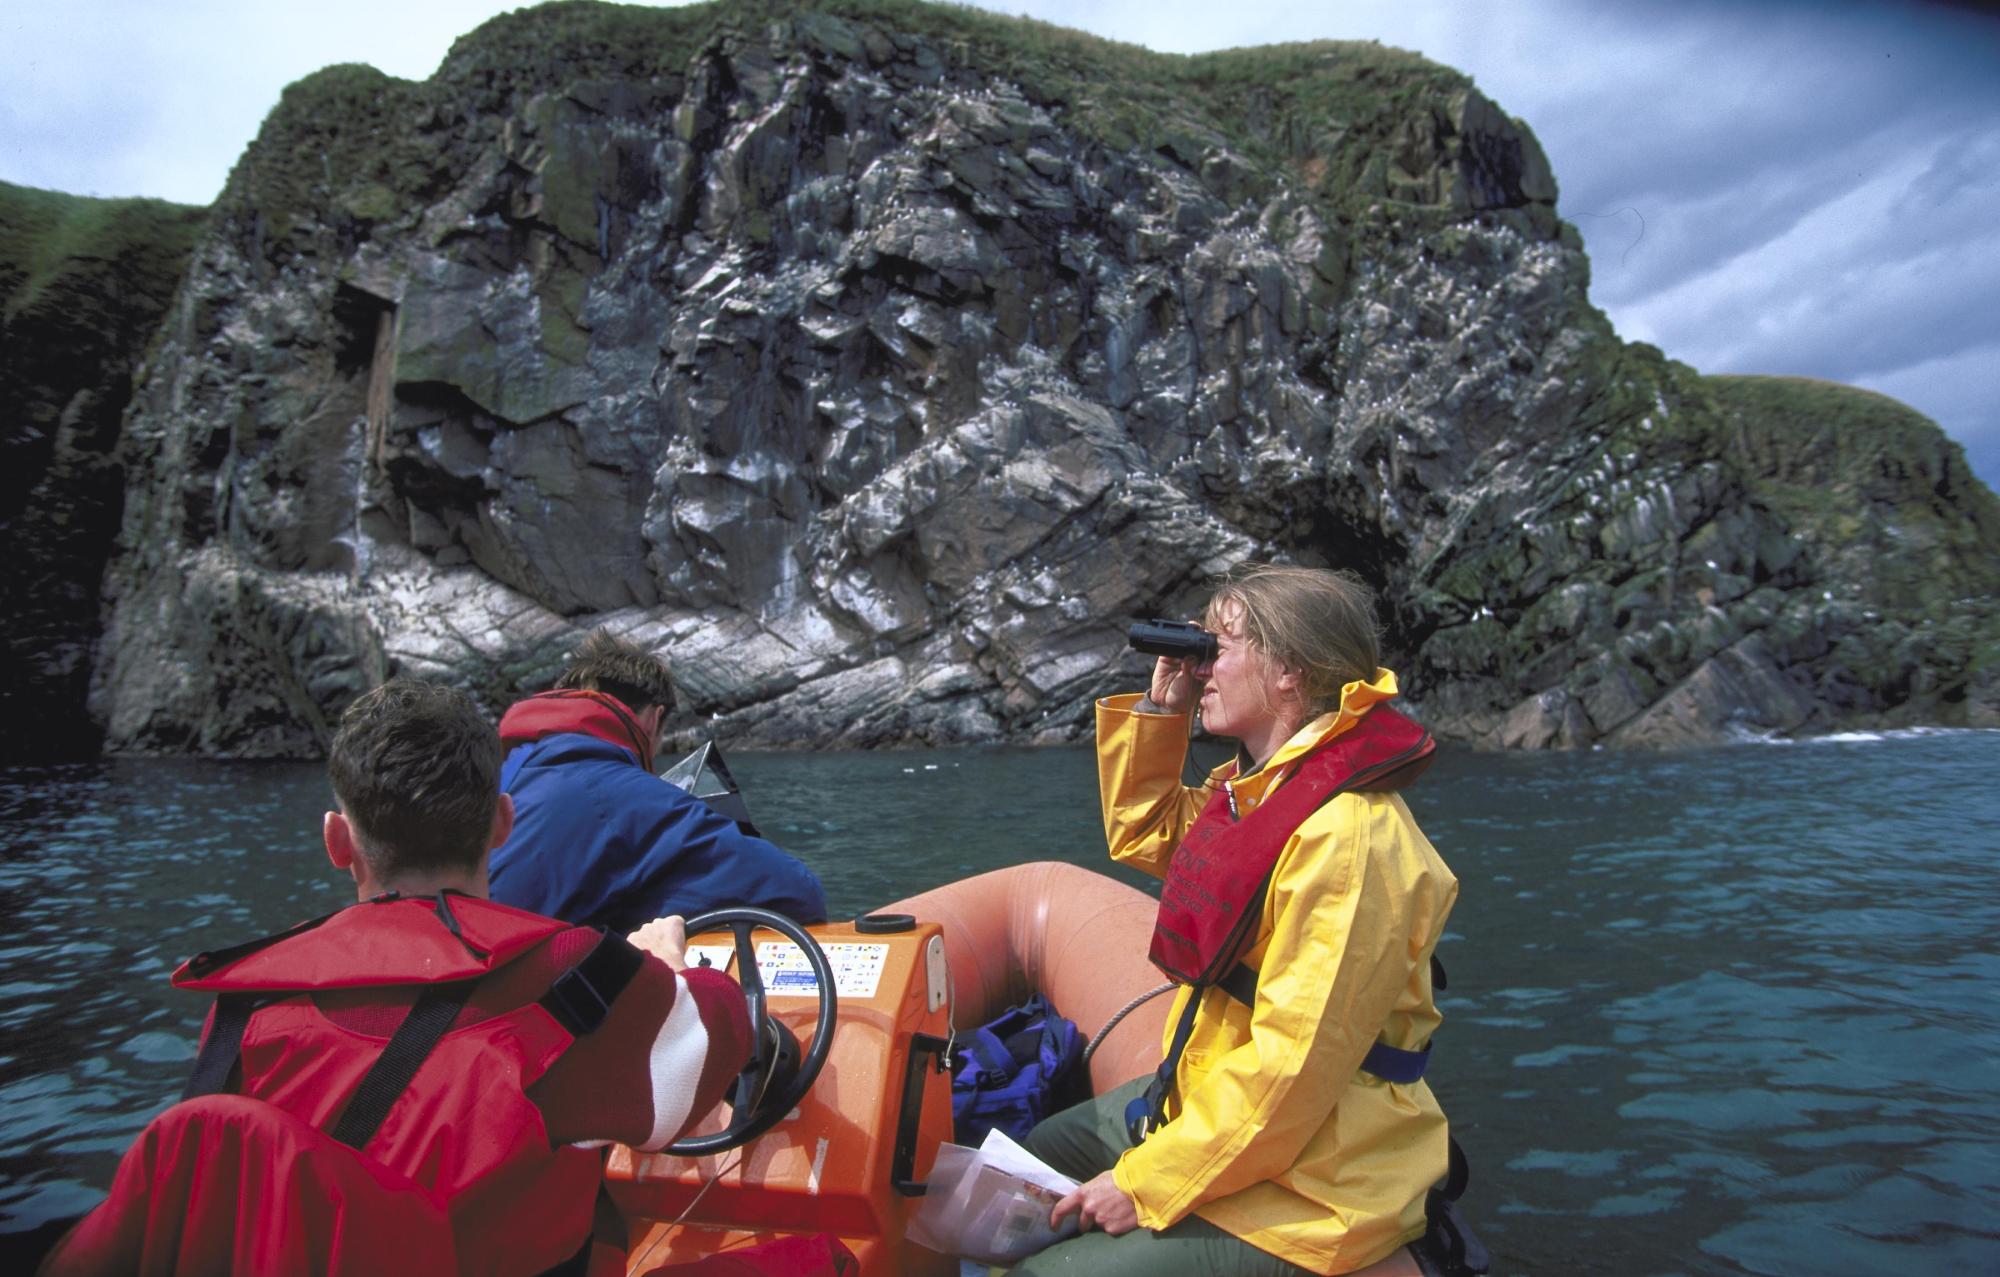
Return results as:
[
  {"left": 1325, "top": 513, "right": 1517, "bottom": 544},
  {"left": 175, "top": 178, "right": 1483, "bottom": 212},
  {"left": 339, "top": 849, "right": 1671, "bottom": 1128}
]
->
[
  {"left": 324, "top": 810, "right": 357, "bottom": 873},
  {"left": 488, "top": 792, "right": 515, "bottom": 851},
  {"left": 636, "top": 703, "right": 665, "bottom": 741}
]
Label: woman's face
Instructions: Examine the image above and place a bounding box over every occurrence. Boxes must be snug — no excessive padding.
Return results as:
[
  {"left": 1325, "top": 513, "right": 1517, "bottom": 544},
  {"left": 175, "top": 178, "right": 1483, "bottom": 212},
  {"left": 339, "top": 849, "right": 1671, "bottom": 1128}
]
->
[{"left": 1195, "top": 600, "right": 1295, "bottom": 743}]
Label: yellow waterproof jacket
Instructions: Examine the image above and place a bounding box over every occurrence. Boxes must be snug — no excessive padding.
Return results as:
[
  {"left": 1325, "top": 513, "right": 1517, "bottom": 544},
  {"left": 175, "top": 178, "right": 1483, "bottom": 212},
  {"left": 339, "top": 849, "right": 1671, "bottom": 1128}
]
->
[{"left": 1097, "top": 670, "right": 1458, "bottom": 1275}]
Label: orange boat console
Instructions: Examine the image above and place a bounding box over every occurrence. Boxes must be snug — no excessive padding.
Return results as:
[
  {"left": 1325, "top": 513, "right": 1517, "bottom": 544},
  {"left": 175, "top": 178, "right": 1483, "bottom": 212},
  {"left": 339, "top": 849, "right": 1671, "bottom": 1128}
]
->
[
  {"left": 613, "top": 864, "right": 1179, "bottom": 1275},
  {"left": 613, "top": 914, "right": 959, "bottom": 1277}
]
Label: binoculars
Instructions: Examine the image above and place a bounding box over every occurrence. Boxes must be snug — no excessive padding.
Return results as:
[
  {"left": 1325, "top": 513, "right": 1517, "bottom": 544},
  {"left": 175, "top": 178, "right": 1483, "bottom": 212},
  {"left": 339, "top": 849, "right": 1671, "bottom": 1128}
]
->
[{"left": 1127, "top": 619, "right": 1219, "bottom": 664}]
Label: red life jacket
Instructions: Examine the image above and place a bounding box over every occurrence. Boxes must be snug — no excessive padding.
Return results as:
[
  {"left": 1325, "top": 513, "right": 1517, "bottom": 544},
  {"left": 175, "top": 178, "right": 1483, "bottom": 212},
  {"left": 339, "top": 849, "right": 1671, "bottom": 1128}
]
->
[
  {"left": 501, "top": 689, "right": 657, "bottom": 771},
  {"left": 1148, "top": 705, "right": 1437, "bottom": 986},
  {"left": 42, "top": 1094, "right": 458, "bottom": 1277},
  {"left": 62, "top": 894, "right": 622, "bottom": 1277}
]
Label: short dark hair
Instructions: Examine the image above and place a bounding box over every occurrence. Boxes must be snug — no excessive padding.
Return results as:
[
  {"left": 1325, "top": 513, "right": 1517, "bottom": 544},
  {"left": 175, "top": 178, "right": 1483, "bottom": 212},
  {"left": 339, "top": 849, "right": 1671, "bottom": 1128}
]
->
[
  {"left": 553, "top": 629, "right": 677, "bottom": 714},
  {"left": 327, "top": 680, "right": 500, "bottom": 878}
]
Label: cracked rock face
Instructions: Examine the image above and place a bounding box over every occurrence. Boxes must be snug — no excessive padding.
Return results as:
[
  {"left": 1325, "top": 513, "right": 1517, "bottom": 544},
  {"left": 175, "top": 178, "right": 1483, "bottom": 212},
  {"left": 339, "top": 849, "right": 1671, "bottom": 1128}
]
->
[
  {"left": 85, "top": 3, "right": 1999, "bottom": 758},
  {"left": 0, "top": 185, "right": 204, "bottom": 762}
]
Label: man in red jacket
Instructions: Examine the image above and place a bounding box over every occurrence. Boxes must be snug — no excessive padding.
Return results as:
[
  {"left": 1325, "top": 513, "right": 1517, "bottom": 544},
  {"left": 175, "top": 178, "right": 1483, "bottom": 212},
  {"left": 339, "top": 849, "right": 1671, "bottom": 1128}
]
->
[{"left": 44, "top": 680, "right": 755, "bottom": 1277}]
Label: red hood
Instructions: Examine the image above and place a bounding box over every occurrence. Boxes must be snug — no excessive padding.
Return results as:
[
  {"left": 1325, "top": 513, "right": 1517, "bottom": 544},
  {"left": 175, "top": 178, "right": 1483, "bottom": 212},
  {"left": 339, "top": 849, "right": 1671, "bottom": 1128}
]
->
[
  {"left": 498, "top": 689, "right": 654, "bottom": 771},
  {"left": 172, "top": 895, "right": 571, "bottom": 992}
]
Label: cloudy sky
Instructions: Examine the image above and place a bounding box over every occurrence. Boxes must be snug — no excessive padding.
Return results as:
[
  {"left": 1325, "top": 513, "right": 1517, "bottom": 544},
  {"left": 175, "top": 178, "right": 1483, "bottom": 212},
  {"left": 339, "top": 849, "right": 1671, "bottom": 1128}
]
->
[{"left": 6, "top": 0, "right": 1996, "bottom": 490}]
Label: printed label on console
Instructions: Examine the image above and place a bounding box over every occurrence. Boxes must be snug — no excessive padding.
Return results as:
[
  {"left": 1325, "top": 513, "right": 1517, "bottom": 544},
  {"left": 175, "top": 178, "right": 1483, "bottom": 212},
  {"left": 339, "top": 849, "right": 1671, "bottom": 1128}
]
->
[{"left": 756, "top": 942, "right": 888, "bottom": 998}]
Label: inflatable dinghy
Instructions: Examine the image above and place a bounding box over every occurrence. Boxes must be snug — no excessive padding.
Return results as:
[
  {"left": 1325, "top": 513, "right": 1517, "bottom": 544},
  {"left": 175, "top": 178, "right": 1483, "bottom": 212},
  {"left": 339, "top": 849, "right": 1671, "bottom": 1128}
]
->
[{"left": 610, "top": 861, "right": 1425, "bottom": 1276}]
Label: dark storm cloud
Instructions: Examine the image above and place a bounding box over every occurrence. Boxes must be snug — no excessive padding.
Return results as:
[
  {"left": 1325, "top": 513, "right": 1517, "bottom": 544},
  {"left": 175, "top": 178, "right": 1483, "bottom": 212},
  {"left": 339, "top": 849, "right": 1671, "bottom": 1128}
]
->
[
  {"left": 1473, "top": 0, "right": 2000, "bottom": 489},
  {"left": 1537, "top": 1, "right": 1999, "bottom": 212}
]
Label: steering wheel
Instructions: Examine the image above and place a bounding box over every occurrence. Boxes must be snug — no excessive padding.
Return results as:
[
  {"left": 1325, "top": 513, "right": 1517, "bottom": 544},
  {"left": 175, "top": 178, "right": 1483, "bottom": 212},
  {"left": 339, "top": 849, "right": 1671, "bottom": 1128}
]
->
[{"left": 664, "top": 906, "right": 839, "bottom": 1155}]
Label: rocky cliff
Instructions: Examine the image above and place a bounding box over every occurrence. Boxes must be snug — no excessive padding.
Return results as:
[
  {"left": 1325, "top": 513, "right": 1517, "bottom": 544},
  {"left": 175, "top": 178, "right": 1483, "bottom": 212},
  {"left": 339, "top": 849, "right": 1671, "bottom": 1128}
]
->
[
  {"left": 0, "top": 182, "right": 205, "bottom": 761},
  {"left": 59, "top": 0, "right": 2000, "bottom": 756}
]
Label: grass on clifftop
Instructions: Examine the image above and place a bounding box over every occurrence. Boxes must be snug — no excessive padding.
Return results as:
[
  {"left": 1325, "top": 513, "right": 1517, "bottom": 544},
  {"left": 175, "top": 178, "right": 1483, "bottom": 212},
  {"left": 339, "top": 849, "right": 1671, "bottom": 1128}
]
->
[
  {"left": 1709, "top": 374, "right": 1999, "bottom": 514},
  {"left": 1708, "top": 373, "right": 2000, "bottom": 606},
  {"left": 223, "top": 0, "right": 1506, "bottom": 257},
  {"left": 214, "top": 63, "right": 436, "bottom": 241},
  {"left": 0, "top": 181, "right": 207, "bottom": 326},
  {"left": 430, "top": 0, "right": 1473, "bottom": 213}
]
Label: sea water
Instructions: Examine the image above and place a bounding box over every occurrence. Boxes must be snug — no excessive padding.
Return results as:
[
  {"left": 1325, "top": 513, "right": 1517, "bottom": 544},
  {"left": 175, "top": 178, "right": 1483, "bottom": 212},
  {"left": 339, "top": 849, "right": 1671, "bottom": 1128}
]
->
[{"left": 1, "top": 732, "right": 1996, "bottom": 1275}]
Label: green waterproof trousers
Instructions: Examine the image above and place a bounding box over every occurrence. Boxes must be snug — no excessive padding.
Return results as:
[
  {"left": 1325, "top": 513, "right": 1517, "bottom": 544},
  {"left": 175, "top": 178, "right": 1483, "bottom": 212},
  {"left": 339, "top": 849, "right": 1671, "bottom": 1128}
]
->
[{"left": 996, "top": 1078, "right": 1320, "bottom": 1277}]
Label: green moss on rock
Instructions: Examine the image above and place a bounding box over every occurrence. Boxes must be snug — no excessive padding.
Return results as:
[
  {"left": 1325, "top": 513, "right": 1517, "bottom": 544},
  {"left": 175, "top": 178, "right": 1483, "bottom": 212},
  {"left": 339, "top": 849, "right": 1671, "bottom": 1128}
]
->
[
  {"left": 1707, "top": 374, "right": 2000, "bottom": 611},
  {"left": 219, "top": 63, "right": 436, "bottom": 248},
  {"left": 1, "top": 180, "right": 208, "bottom": 760}
]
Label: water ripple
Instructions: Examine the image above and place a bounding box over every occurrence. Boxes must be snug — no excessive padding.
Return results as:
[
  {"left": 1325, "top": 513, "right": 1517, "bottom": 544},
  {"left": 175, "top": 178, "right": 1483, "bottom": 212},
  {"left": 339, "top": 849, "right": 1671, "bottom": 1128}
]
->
[{"left": 1, "top": 738, "right": 1996, "bottom": 1273}]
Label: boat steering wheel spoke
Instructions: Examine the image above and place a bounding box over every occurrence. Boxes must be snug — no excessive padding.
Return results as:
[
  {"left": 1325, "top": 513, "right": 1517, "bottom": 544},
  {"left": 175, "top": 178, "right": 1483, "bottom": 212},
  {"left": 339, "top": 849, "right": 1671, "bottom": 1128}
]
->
[
  {"left": 666, "top": 907, "right": 838, "bottom": 1156},
  {"left": 723, "top": 920, "right": 768, "bottom": 1037}
]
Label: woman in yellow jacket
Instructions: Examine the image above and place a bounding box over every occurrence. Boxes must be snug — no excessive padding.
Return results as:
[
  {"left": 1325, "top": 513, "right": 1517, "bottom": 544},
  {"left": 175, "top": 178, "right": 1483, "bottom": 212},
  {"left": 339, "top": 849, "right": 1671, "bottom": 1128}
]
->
[{"left": 1019, "top": 564, "right": 1461, "bottom": 1277}]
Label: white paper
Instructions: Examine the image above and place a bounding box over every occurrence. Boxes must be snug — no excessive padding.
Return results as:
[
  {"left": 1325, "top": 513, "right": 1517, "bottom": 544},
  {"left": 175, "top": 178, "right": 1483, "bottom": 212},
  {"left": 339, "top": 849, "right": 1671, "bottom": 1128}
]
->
[
  {"left": 976, "top": 1127, "right": 1077, "bottom": 1194},
  {"left": 905, "top": 1136, "right": 1080, "bottom": 1264}
]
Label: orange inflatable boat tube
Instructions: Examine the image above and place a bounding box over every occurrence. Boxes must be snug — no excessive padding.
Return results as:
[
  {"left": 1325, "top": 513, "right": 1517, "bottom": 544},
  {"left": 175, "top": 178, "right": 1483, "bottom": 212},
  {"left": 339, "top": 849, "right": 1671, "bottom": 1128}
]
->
[{"left": 884, "top": 860, "right": 1172, "bottom": 1094}]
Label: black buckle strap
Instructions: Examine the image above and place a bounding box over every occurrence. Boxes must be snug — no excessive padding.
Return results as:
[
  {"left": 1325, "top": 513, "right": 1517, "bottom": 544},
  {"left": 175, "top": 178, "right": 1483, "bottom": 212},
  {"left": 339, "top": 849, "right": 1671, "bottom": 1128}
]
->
[
  {"left": 1442, "top": 1132, "right": 1470, "bottom": 1202},
  {"left": 539, "top": 931, "right": 645, "bottom": 1037},
  {"left": 182, "top": 978, "right": 480, "bottom": 1153},
  {"left": 181, "top": 993, "right": 263, "bottom": 1101},
  {"left": 1414, "top": 1137, "right": 1489, "bottom": 1276},
  {"left": 1220, "top": 954, "right": 1446, "bottom": 1002},
  {"left": 1218, "top": 962, "right": 1258, "bottom": 1005},
  {"left": 1126, "top": 990, "right": 1203, "bottom": 1143},
  {"left": 329, "top": 980, "right": 477, "bottom": 1150}
]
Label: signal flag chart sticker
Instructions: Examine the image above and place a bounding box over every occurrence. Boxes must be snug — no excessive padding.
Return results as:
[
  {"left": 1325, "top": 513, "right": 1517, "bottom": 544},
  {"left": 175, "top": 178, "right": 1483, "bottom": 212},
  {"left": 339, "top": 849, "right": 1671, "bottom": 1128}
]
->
[{"left": 755, "top": 941, "right": 889, "bottom": 999}]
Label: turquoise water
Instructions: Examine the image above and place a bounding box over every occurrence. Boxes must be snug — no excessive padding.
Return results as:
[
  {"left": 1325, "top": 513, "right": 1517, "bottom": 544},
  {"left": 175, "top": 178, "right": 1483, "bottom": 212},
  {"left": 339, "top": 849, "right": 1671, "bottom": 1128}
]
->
[{"left": 1, "top": 732, "right": 1997, "bottom": 1274}]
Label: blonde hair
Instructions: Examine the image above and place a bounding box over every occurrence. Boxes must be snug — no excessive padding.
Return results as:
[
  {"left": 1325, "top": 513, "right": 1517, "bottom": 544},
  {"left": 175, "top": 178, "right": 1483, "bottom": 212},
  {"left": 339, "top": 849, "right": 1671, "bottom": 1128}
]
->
[{"left": 1204, "top": 563, "right": 1381, "bottom": 717}]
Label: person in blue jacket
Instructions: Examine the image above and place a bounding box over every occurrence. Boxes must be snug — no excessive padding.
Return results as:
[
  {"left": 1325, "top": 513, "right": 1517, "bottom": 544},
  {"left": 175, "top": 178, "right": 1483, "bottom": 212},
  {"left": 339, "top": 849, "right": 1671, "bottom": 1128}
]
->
[{"left": 488, "top": 629, "right": 828, "bottom": 932}]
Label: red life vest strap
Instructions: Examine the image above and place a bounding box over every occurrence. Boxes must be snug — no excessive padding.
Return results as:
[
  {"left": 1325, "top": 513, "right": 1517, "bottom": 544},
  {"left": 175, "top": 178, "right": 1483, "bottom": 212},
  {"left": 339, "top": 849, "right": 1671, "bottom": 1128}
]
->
[{"left": 1148, "top": 705, "right": 1435, "bottom": 986}]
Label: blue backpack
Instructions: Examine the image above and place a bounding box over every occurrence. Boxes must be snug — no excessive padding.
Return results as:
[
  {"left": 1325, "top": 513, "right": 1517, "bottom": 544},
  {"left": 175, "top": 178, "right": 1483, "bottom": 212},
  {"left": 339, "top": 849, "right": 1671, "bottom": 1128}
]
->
[{"left": 951, "top": 994, "right": 1087, "bottom": 1145}]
